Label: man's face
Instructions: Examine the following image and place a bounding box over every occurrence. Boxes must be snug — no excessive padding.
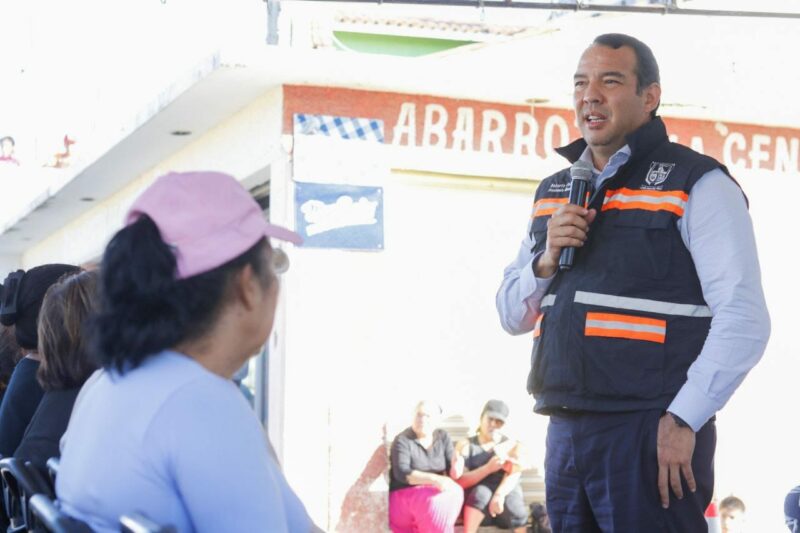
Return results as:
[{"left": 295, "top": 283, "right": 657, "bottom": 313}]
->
[
  {"left": 720, "top": 506, "right": 745, "bottom": 533},
  {"left": 480, "top": 413, "right": 505, "bottom": 439},
  {"left": 573, "top": 44, "right": 660, "bottom": 159}
]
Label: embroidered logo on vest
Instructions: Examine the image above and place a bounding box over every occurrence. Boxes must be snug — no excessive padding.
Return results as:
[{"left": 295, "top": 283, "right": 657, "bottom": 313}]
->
[{"left": 645, "top": 162, "right": 675, "bottom": 188}]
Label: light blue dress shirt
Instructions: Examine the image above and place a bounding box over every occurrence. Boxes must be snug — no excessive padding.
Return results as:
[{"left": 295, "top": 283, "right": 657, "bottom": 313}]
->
[
  {"left": 496, "top": 145, "right": 770, "bottom": 431},
  {"left": 56, "top": 351, "right": 312, "bottom": 532}
]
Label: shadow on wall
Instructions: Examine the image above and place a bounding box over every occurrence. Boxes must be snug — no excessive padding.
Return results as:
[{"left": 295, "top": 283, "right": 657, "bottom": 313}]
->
[{"left": 335, "top": 442, "right": 390, "bottom": 533}]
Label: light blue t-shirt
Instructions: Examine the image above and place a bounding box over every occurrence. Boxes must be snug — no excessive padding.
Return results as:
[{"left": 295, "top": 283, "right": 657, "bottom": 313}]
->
[{"left": 56, "top": 351, "right": 311, "bottom": 533}]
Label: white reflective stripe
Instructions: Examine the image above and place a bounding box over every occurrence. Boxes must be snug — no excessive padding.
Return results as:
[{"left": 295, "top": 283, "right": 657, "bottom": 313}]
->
[
  {"left": 603, "top": 192, "right": 687, "bottom": 209},
  {"left": 574, "top": 291, "right": 712, "bottom": 317},
  {"left": 541, "top": 295, "right": 556, "bottom": 308},
  {"left": 585, "top": 319, "right": 665, "bottom": 335}
]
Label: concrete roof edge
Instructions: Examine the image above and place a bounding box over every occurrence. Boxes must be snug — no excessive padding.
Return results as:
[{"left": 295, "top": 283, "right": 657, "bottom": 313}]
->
[{"left": 0, "top": 52, "right": 226, "bottom": 252}]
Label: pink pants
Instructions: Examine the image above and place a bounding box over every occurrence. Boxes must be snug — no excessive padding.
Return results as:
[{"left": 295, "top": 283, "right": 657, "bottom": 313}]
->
[{"left": 389, "top": 485, "right": 464, "bottom": 533}]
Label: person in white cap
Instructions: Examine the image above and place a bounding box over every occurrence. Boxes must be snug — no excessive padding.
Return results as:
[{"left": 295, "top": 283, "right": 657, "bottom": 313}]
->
[
  {"left": 454, "top": 400, "right": 529, "bottom": 533},
  {"left": 56, "top": 171, "right": 314, "bottom": 532}
]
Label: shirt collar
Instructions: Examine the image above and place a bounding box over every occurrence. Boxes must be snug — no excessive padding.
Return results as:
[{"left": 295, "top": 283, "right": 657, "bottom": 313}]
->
[
  {"left": 555, "top": 117, "right": 667, "bottom": 164},
  {"left": 579, "top": 144, "right": 632, "bottom": 184}
]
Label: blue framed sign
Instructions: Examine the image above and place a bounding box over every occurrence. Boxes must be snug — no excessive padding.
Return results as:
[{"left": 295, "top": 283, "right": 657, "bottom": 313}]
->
[{"left": 295, "top": 182, "right": 384, "bottom": 250}]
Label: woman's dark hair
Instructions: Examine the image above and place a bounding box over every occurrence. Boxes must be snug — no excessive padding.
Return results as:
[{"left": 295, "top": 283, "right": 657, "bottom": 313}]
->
[
  {"left": 37, "top": 270, "right": 100, "bottom": 391},
  {"left": 91, "top": 215, "right": 273, "bottom": 373},
  {"left": 0, "top": 325, "right": 19, "bottom": 393},
  {"left": 593, "top": 33, "right": 661, "bottom": 118},
  {"left": 0, "top": 281, "right": 19, "bottom": 392}
]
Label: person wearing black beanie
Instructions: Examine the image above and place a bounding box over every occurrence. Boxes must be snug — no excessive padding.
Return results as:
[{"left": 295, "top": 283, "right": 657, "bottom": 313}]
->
[{"left": 0, "top": 264, "right": 80, "bottom": 457}]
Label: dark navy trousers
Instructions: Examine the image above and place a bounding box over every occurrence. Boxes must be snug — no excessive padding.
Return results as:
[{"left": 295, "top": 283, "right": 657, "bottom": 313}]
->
[{"left": 544, "top": 409, "right": 715, "bottom": 533}]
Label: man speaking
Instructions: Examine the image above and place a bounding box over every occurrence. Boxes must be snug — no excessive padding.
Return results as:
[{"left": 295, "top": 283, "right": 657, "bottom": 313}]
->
[{"left": 496, "top": 34, "right": 770, "bottom": 531}]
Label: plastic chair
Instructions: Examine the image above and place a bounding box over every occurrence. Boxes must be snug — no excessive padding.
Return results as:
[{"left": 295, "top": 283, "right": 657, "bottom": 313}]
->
[
  {"left": 28, "top": 493, "right": 93, "bottom": 533},
  {"left": 119, "top": 512, "right": 177, "bottom": 533},
  {"left": 0, "top": 457, "right": 30, "bottom": 533},
  {"left": 0, "top": 457, "right": 56, "bottom": 532},
  {"left": 46, "top": 457, "right": 60, "bottom": 488}
]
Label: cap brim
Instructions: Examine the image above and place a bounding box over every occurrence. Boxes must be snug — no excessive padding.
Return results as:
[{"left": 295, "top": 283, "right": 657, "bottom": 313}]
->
[
  {"left": 265, "top": 223, "right": 303, "bottom": 245},
  {"left": 485, "top": 411, "right": 507, "bottom": 422}
]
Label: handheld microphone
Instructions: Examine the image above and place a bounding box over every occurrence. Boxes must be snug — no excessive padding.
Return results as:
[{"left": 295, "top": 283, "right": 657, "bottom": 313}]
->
[{"left": 558, "top": 160, "right": 594, "bottom": 271}]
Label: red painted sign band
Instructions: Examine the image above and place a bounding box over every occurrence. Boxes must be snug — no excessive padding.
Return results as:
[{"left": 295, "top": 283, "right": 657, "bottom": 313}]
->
[{"left": 284, "top": 85, "right": 799, "bottom": 174}]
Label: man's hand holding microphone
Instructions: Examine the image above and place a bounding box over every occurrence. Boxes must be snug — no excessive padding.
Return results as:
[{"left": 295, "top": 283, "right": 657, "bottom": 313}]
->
[{"left": 534, "top": 160, "right": 596, "bottom": 278}]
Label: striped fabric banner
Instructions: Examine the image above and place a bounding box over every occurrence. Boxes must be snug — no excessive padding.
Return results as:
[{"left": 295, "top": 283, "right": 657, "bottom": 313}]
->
[
  {"left": 585, "top": 312, "right": 667, "bottom": 344},
  {"left": 602, "top": 188, "right": 688, "bottom": 216},
  {"left": 293, "top": 113, "right": 385, "bottom": 143},
  {"left": 532, "top": 197, "right": 568, "bottom": 218}
]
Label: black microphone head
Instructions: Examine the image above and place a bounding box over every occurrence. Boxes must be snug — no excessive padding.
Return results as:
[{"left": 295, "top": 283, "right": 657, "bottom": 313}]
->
[{"left": 570, "top": 160, "right": 593, "bottom": 182}]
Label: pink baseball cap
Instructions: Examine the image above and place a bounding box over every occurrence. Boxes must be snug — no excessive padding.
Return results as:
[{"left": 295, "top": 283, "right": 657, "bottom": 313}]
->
[{"left": 125, "top": 170, "right": 302, "bottom": 279}]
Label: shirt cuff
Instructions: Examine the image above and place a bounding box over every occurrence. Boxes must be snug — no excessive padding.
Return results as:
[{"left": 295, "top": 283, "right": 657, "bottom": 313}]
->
[
  {"left": 515, "top": 257, "right": 537, "bottom": 301},
  {"left": 667, "top": 383, "right": 719, "bottom": 432},
  {"left": 519, "top": 252, "right": 555, "bottom": 301}
]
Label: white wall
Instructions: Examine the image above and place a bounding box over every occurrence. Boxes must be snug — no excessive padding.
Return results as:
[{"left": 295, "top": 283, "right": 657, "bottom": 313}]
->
[
  {"left": 714, "top": 167, "right": 799, "bottom": 531},
  {"left": 0, "top": 254, "right": 20, "bottom": 274},
  {"left": 280, "top": 170, "right": 545, "bottom": 531}
]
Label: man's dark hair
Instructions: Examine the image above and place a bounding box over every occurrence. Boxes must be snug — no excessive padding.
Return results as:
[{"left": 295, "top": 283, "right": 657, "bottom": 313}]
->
[
  {"left": 720, "top": 495, "right": 746, "bottom": 513},
  {"left": 593, "top": 33, "right": 660, "bottom": 118}
]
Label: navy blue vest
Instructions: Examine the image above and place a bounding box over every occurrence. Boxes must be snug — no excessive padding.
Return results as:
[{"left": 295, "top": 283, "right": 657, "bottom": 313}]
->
[{"left": 528, "top": 118, "right": 735, "bottom": 414}]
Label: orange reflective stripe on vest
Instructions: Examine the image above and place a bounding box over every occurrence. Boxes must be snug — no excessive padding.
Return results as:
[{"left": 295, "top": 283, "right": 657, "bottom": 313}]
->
[
  {"left": 533, "top": 314, "right": 543, "bottom": 338},
  {"left": 532, "top": 197, "right": 568, "bottom": 218},
  {"left": 602, "top": 188, "right": 689, "bottom": 216},
  {"left": 584, "top": 312, "right": 666, "bottom": 344}
]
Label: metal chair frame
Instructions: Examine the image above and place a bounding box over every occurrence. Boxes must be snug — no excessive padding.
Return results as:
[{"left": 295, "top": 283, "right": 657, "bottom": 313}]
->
[{"left": 29, "top": 493, "right": 93, "bottom": 533}]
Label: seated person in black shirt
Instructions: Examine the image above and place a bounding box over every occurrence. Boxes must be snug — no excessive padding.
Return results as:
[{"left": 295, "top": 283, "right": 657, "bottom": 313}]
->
[
  {"left": 15, "top": 270, "right": 99, "bottom": 472},
  {"left": 0, "top": 264, "right": 80, "bottom": 457},
  {"left": 454, "top": 400, "right": 529, "bottom": 533},
  {"left": 389, "top": 400, "right": 464, "bottom": 533}
]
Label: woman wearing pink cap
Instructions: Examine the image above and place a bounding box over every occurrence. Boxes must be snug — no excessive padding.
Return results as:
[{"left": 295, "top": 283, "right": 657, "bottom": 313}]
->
[{"left": 56, "top": 171, "right": 314, "bottom": 532}]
